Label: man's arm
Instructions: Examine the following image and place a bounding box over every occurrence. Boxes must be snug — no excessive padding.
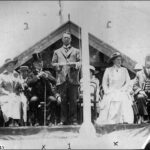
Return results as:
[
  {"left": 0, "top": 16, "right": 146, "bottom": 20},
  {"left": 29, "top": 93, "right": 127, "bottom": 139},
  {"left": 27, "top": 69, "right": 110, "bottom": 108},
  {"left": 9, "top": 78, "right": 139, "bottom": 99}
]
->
[
  {"left": 52, "top": 51, "right": 63, "bottom": 71},
  {"left": 102, "top": 68, "right": 110, "bottom": 94},
  {"left": 0, "top": 75, "right": 9, "bottom": 95},
  {"left": 73, "top": 49, "right": 81, "bottom": 70},
  {"left": 44, "top": 71, "right": 56, "bottom": 84},
  {"left": 133, "top": 72, "right": 145, "bottom": 95},
  {"left": 26, "top": 72, "right": 39, "bottom": 87},
  {"left": 121, "top": 68, "right": 130, "bottom": 92}
]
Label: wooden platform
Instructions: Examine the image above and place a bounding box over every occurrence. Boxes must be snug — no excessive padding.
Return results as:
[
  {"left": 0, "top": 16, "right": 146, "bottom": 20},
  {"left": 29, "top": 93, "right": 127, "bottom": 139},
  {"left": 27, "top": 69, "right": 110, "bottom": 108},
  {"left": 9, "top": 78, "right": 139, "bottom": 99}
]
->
[
  {"left": 0, "top": 124, "right": 150, "bottom": 149},
  {"left": 0, "top": 123, "right": 149, "bottom": 136}
]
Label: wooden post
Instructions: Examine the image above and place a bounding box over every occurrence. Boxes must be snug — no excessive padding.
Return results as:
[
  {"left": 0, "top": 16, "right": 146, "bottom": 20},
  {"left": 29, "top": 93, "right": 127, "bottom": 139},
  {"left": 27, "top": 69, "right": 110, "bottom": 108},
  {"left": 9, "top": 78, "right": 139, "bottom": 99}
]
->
[
  {"left": 44, "top": 82, "right": 47, "bottom": 126},
  {"left": 79, "top": 27, "right": 96, "bottom": 138},
  {"left": 58, "top": 0, "right": 63, "bottom": 25}
]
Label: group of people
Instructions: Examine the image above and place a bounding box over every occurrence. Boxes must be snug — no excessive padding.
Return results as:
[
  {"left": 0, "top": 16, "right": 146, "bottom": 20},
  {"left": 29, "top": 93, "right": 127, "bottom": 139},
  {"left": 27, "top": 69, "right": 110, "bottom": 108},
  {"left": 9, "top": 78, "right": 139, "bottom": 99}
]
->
[
  {"left": 0, "top": 32, "right": 82, "bottom": 127},
  {"left": 96, "top": 52, "right": 150, "bottom": 125},
  {"left": 0, "top": 31, "right": 150, "bottom": 127}
]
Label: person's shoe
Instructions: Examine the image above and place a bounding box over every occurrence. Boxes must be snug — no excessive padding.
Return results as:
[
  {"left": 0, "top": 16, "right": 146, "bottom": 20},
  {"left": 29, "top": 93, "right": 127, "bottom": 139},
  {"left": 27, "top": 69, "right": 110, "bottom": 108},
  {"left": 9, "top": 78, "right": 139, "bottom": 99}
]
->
[
  {"left": 34, "top": 122, "right": 39, "bottom": 127},
  {"left": 138, "top": 117, "right": 142, "bottom": 124},
  {"left": 14, "top": 122, "right": 19, "bottom": 127},
  {"left": 24, "top": 122, "right": 27, "bottom": 126},
  {"left": 142, "top": 120, "right": 149, "bottom": 124},
  {"left": 72, "top": 122, "right": 78, "bottom": 126},
  {"left": 48, "top": 122, "right": 54, "bottom": 127},
  {"left": 57, "top": 122, "right": 64, "bottom": 126},
  {"left": 9, "top": 123, "right": 14, "bottom": 127}
]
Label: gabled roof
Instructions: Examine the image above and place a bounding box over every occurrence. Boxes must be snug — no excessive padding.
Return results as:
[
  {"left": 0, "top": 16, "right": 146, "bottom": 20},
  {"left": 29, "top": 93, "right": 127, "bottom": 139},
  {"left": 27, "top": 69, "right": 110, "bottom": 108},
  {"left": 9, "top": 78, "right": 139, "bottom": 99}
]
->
[{"left": 0, "top": 21, "right": 136, "bottom": 73}]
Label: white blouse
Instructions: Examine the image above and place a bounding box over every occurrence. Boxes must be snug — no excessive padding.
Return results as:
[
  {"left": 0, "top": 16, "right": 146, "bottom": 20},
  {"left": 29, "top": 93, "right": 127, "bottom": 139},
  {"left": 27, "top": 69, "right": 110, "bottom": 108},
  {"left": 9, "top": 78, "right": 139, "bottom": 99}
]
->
[{"left": 102, "top": 66, "right": 130, "bottom": 94}]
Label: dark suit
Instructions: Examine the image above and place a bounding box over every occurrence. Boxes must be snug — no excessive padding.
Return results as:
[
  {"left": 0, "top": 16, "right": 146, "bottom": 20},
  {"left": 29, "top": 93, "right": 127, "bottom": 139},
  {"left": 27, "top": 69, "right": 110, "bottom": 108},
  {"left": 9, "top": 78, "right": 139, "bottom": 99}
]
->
[
  {"left": 133, "top": 69, "right": 149, "bottom": 117},
  {"left": 27, "top": 69, "right": 56, "bottom": 125},
  {"left": 52, "top": 45, "right": 81, "bottom": 124}
]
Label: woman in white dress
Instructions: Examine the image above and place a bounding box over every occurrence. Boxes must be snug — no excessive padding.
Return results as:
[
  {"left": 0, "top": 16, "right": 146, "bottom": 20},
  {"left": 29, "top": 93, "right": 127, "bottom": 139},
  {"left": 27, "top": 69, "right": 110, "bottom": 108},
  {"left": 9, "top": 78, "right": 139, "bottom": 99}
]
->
[
  {"left": 0, "top": 58, "right": 22, "bottom": 126},
  {"left": 96, "top": 52, "right": 134, "bottom": 124}
]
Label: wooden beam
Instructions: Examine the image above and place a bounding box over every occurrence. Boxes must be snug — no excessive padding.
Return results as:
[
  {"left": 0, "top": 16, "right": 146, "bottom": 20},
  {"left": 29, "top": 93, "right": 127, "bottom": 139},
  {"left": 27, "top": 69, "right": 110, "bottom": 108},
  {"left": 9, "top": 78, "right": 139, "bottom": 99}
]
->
[
  {"left": 88, "top": 33, "right": 137, "bottom": 73},
  {"left": 14, "top": 22, "right": 72, "bottom": 69}
]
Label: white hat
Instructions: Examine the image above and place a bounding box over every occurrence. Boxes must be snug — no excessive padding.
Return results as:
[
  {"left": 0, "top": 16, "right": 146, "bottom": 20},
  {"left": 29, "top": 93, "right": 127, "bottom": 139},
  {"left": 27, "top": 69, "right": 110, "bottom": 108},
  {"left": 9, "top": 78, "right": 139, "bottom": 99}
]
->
[
  {"left": 89, "top": 65, "right": 95, "bottom": 71},
  {"left": 3, "top": 58, "right": 18, "bottom": 67},
  {"left": 18, "top": 66, "right": 29, "bottom": 72},
  {"left": 134, "top": 63, "right": 143, "bottom": 70}
]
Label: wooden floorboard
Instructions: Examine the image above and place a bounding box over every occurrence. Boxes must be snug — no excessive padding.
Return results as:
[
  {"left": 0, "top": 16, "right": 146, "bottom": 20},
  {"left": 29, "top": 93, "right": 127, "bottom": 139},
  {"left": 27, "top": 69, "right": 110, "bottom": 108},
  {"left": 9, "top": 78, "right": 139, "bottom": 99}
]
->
[{"left": 0, "top": 123, "right": 149, "bottom": 136}]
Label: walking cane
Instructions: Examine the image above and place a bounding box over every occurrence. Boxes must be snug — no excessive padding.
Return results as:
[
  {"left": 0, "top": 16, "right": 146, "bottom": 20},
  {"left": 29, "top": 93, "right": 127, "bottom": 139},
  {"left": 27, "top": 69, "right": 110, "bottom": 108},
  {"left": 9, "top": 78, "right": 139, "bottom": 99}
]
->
[{"left": 44, "top": 80, "right": 47, "bottom": 126}]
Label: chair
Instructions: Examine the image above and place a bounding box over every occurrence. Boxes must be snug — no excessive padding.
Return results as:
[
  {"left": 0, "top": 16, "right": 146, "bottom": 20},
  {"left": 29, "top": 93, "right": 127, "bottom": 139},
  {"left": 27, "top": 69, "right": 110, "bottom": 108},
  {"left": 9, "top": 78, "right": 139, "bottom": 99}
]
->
[
  {"left": 77, "top": 81, "right": 99, "bottom": 123},
  {"left": 38, "top": 96, "right": 58, "bottom": 125}
]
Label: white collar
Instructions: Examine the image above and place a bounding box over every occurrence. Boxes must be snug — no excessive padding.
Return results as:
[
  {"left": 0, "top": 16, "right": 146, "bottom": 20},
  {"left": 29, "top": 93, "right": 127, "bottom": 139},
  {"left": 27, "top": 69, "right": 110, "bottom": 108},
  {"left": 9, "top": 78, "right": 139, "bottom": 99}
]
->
[{"left": 63, "top": 44, "right": 71, "bottom": 49}]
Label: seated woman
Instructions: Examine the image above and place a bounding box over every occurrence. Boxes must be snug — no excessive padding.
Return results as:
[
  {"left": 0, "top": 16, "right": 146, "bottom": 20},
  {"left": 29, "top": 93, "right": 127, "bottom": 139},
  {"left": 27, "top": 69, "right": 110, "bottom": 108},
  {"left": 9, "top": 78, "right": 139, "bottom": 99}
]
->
[
  {"left": 96, "top": 52, "right": 134, "bottom": 125},
  {"left": 0, "top": 58, "right": 22, "bottom": 127},
  {"left": 18, "top": 66, "right": 30, "bottom": 126}
]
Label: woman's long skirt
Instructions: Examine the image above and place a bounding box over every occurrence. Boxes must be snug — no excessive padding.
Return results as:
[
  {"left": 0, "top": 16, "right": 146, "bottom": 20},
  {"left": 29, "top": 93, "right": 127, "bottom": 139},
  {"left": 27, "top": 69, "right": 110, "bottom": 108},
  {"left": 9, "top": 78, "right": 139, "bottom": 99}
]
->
[
  {"left": 96, "top": 91, "right": 134, "bottom": 124},
  {"left": 0, "top": 93, "right": 21, "bottom": 122}
]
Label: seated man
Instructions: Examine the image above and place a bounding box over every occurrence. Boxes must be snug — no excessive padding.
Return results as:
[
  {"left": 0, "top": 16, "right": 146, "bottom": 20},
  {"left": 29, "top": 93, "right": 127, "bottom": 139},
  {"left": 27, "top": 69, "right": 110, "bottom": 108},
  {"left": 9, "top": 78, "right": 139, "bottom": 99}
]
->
[
  {"left": 79, "top": 65, "right": 101, "bottom": 122},
  {"left": 27, "top": 53, "right": 59, "bottom": 126},
  {"left": 133, "top": 54, "right": 150, "bottom": 124},
  {"left": 127, "top": 63, "right": 143, "bottom": 124}
]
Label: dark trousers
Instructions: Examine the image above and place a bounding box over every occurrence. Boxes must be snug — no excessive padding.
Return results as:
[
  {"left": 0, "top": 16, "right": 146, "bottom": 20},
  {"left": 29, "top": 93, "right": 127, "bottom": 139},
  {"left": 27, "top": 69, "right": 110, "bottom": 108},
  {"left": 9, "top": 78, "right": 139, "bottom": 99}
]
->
[
  {"left": 0, "top": 107, "right": 4, "bottom": 127},
  {"left": 29, "top": 96, "right": 51, "bottom": 125},
  {"left": 29, "top": 100, "right": 39, "bottom": 125},
  {"left": 57, "top": 81, "right": 79, "bottom": 124},
  {"left": 135, "top": 94, "right": 148, "bottom": 116},
  {"left": 47, "top": 101, "right": 61, "bottom": 124}
]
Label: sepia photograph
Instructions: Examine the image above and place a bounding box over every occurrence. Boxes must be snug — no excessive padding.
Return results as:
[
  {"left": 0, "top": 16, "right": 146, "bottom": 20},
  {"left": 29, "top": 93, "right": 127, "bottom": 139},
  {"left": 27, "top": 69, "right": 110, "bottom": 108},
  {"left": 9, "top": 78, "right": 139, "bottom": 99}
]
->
[{"left": 0, "top": 1, "right": 150, "bottom": 149}]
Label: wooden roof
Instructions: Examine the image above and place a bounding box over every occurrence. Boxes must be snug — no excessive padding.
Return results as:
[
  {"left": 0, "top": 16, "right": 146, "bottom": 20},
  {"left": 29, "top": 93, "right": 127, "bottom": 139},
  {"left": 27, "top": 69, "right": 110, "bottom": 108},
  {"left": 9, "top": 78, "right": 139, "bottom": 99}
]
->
[{"left": 0, "top": 21, "right": 136, "bottom": 73}]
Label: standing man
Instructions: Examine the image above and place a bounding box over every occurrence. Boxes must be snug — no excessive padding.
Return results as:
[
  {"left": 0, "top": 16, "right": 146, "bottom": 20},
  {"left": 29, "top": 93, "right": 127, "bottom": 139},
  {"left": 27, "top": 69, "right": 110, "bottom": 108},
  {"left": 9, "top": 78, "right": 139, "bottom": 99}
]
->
[
  {"left": 133, "top": 54, "right": 150, "bottom": 124},
  {"left": 52, "top": 32, "right": 81, "bottom": 125}
]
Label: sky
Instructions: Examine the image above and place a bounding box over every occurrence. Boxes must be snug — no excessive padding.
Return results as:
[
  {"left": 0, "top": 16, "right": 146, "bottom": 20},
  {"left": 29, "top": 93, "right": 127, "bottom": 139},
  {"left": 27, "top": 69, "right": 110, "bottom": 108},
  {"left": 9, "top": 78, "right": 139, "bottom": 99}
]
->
[{"left": 0, "top": 1, "right": 150, "bottom": 67}]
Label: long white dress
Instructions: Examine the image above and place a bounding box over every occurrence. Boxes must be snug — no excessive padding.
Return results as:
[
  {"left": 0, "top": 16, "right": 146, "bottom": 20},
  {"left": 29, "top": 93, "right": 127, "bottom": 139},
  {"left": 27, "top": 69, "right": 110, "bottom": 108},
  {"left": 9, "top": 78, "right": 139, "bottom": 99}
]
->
[
  {"left": 96, "top": 66, "right": 134, "bottom": 124},
  {"left": 0, "top": 71, "right": 22, "bottom": 122}
]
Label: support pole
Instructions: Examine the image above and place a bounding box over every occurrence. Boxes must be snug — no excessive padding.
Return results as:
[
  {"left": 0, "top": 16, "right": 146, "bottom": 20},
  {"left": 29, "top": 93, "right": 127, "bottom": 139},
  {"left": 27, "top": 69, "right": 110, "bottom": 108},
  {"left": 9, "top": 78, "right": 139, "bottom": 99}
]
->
[
  {"left": 79, "top": 27, "right": 96, "bottom": 138},
  {"left": 58, "top": 0, "right": 63, "bottom": 25},
  {"left": 44, "top": 82, "right": 46, "bottom": 126}
]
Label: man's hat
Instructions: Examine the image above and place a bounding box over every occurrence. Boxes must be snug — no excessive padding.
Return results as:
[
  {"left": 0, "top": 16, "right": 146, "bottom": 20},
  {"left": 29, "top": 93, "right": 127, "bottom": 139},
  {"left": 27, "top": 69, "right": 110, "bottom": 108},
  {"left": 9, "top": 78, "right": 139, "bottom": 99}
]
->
[
  {"left": 108, "top": 52, "right": 122, "bottom": 63},
  {"left": 18, "top": 66, "right": 29, "bottom": 72},
  {"left": 94, "top": 70, "right": 99, "bottom": 75},
  {"left": 90, "top": 65, "right": 95, "bottom": 72},
  {"left": 145, "top": 54, "right": 150, "bottom": 62},
  {"left": 32, "top": 52, "right": 42, "bottom": 62},
  {"left": 90, "top": 65, "right": 99, "bottom": 75},
  {"left": 134, "top": 63, "right": 143, "bottom": 71},
  {"left": 3, "top": 58, "right": 18, "bottom": 67}
]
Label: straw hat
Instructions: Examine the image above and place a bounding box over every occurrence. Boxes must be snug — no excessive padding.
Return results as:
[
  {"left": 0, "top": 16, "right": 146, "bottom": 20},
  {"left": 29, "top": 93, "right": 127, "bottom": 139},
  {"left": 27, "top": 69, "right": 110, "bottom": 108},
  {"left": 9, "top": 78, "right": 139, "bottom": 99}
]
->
[
  {"left": 3, "top": 58, "right": 18, "bottom": 67},
  {"left": 89, "top": 65, "right": 99, "bottom": 74},
  {"left": 134, "top": 63, "right": 143, "bottom": 71},
  {"left": 145, "top": 54, "right": 150, "bottom": 62},
  {"left": 18, "top": 66, "right": 29, "bottom": 72},
  {"left": 89, "top": 65, "right": 95, "bottom": 72}
]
